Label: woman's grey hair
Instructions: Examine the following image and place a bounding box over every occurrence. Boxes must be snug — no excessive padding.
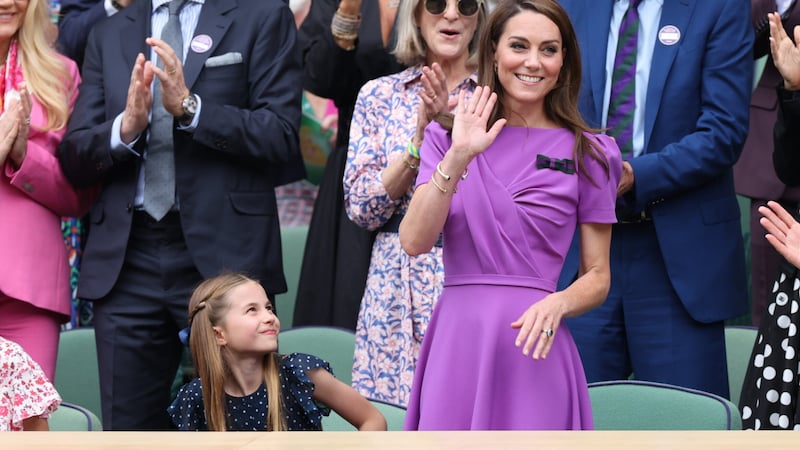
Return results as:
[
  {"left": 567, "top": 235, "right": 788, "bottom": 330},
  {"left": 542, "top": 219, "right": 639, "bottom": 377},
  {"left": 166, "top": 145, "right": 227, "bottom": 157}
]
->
[{"left": 393, "top": 0, "right": 488, "bottom": 67}]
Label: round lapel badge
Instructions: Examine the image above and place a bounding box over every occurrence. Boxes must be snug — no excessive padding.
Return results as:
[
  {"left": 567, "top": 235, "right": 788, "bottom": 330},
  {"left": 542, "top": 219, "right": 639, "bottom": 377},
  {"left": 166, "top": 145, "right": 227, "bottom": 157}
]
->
[
  {"left": 658, "top": 25, "right": 681, "bottom": 46},
  {"left": 190, "top": 34, "right": 213, "bottom": 53}
]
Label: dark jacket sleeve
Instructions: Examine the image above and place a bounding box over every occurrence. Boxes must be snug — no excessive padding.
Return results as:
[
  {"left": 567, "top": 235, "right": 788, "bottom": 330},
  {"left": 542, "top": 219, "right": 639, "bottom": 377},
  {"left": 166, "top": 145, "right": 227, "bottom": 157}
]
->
[
  {"left": 57, "top": 0, "right": 109, "bottom": 69},
  {"left": 774, "top": 86, "right": 800, "bottom": 185},
  {"left": 298, "top": 0, "right": 367, "bottom": 103}
]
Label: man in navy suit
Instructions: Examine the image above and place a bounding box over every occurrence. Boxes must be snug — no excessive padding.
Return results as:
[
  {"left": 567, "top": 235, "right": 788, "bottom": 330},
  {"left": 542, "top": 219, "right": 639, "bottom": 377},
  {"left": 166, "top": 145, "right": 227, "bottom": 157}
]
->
[
  {"left": 59, "top": 0, "right": 303, "bottom": 429},
  {"left": 558, "top": 0, "right": 752, "bottom": 398}
]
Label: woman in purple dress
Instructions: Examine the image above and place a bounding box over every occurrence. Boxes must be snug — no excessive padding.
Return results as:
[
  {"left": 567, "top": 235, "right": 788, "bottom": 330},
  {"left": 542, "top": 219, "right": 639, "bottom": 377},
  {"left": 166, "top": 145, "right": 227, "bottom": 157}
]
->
[{"left": 399, "top": 0, "right": 621, "bottom": 430}]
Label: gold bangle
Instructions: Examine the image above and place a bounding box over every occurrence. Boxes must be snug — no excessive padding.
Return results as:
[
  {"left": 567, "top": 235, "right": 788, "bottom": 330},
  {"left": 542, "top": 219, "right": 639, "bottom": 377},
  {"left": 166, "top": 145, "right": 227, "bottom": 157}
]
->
[
  {"left": 436, "top": 161, "right": 469, "bottom": 182},
  {"left": 430, "top": 173, "right": 448, "bottom": 194},
  {"left": 436, "top": 161, "right": 451, "bottom": 181},
  {"left": 403, "top": 157, "right": 419, "bottom": 172}
]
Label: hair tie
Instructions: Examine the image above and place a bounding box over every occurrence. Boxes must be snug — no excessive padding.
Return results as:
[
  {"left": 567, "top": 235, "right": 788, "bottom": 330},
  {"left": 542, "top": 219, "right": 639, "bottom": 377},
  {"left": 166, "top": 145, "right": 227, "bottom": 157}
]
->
[{"left": 189, "top": 300, "right": 207, "bottom": 324}]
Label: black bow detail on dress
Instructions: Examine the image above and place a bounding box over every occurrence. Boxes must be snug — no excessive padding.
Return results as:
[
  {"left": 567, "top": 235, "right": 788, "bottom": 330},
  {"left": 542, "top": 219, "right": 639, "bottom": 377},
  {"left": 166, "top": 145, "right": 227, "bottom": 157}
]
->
[{"left": 536, "top": 154, "right": 576, "bottom": 174}]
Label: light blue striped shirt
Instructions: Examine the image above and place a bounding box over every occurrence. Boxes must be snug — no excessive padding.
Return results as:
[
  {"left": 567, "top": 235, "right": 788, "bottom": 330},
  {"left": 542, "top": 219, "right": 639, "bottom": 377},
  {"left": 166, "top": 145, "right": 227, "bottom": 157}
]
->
[
  {"left": 150, "top": 0, "right": 204, "bottom": 64},
  {"left": 110, "top": 0, "right": 206, "bottom": 208},
  {"left": 602, "top": 0, "right": 662, "bottom": 158}
]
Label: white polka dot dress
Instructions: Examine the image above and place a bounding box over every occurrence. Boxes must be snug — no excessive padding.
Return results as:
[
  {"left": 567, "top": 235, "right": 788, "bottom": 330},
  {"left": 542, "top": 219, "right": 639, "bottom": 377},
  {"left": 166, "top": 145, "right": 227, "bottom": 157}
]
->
[
  {"left": 167, "top": 353, "right": 333, "bottom": 430},
  {"left": 740, "top": 262, "right": 800, "bottom": 430}
]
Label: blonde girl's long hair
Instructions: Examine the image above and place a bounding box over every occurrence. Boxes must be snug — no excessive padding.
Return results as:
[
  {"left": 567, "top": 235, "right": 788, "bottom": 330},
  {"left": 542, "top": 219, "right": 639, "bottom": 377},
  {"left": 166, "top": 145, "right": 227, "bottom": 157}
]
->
[
  {"left": 188, "top": 273, "right": 286, "bottom": 431},
  {"left": 17, "top": 0, "right": 73, "bottom": 130}
]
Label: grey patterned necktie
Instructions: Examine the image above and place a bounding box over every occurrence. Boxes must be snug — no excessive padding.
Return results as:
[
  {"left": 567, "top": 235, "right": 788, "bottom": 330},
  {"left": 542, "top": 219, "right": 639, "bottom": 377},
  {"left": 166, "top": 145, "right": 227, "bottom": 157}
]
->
[{"left": 143, "top": 0, "right": 186, "bottom": 220}]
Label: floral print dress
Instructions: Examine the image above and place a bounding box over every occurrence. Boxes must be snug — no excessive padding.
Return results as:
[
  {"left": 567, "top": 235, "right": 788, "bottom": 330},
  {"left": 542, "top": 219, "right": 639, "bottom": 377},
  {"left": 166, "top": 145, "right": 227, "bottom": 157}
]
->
[
  {"left": 0, "top": 337, "right": 61, "bottom": 431},
  {"left": 344, "top": 65, "right": 476, "bottom": 406}
]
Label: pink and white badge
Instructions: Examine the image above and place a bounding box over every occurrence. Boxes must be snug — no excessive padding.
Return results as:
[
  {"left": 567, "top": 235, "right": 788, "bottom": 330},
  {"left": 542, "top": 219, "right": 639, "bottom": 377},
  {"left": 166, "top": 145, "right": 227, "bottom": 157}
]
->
[
  {"left": 190, "top": 35, "right": 213, "bottom": 53},
  {"left": 658, "top": 25, "right": 680, "bottom": 46}
]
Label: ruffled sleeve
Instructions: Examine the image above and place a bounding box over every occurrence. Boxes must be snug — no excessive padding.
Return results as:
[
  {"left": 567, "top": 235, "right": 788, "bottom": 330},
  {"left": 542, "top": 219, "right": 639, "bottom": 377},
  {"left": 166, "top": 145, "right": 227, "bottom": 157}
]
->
[
  {"left": 167, "top": 379, "right": 208, "bottom": 431},
  {"left": 280, "top": 353, "right": 333, "bottom": 430},
  {"left": 0, "top": 338, "right": 61, "bottom": 431}
]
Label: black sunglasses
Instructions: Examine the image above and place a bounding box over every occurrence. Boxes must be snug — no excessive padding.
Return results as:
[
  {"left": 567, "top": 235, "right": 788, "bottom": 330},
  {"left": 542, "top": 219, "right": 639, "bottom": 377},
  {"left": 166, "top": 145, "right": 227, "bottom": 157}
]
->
[{"left": 424, "top": 0, "right": 480, "bottom": 16}]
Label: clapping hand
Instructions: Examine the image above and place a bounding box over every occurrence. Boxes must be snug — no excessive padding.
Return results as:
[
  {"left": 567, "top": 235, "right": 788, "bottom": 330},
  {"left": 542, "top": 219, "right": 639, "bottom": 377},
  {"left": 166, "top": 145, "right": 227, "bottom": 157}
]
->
[
  {"left": 769, "top": 11, "right": 800, "bottom": 90},
  {"left": 760, "top": 200, "right": 800, "bottom": 269},
  {"left": 8, "top": 83, "right": 33, "bottom": 169},
  {"left": 419, "top": 64, "right": 451, "bottom": 122},
  {"left": 121, "top": 53, "right": 154, "bottom": 144},
  {"left": 0, "top": 98, "right": 20, "bottom": 167},
  {"left": 147, "top": 37, "right": 190, "bottom": 117},
  {"left": 413, "top": 64, "right": 452, "bottom": 147}
]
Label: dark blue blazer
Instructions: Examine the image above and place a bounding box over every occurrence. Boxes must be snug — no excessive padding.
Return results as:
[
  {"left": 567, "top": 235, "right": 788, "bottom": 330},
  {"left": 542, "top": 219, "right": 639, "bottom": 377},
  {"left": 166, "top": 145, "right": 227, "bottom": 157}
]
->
[
  {"left": 558, "top": 0, "right": 751, "bottom": 323},
  {"left": 59, "top": 0, "right": 304, "bottom": 299},
  {"left": 57, "top": 0, "right": 108, "bottom": 69}
]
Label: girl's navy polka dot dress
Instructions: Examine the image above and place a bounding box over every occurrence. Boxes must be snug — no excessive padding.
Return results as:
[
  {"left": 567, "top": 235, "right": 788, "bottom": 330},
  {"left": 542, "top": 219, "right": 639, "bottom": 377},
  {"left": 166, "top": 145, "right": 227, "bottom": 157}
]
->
[{"left": 168, "top": 353, "right": 333, "bottom": 431}]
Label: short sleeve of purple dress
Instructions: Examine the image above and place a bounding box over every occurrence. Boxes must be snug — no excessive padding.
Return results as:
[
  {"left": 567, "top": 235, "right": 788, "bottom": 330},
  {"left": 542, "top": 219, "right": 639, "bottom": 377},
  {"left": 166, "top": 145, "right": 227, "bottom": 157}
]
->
[{"left": 405, "top": 123, "right": 622, "bottom": 430}]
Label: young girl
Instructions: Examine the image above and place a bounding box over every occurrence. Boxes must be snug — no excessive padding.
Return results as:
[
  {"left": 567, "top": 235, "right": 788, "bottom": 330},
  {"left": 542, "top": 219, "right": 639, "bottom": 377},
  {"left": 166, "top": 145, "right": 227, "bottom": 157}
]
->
[
  {"left": 167, "top": 273, "right": 386, "bottom": 431},
  {"left": 0, "top": 336, "right": 61, "bottom": 431}
]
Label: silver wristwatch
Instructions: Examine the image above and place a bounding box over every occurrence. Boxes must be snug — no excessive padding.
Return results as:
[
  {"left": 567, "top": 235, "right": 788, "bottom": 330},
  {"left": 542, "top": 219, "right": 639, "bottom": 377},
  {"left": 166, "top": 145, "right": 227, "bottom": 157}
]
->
[{"left": 180, "top": 93, "right": 198, "bottom": 124}]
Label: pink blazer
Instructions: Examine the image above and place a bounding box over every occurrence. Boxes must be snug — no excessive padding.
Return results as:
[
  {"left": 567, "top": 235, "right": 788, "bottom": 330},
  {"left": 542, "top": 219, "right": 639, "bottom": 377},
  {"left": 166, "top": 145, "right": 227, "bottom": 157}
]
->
[{"left": 0, "top": 56, "right": 97, "bottom": 320}]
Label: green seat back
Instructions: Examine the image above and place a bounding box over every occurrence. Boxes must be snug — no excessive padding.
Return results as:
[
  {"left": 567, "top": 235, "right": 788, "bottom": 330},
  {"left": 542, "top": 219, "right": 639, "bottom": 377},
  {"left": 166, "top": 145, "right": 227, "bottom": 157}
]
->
[
  {"left": 588, "top": 380, "right": 742, "bottom": 430},
  {"left": 49, "top": 402, "right": 102, "bottom": 431},
  {"left": 275, "top": 225, "right": 309, "bottom": 329},
  {"left": 279, "top": 326, "right": 355, "bottom": 386},
  {"left": 54, "top": 328, "right": 102, "bottom": 424},
  {"left": 725, "top": 325, "right": 758, "bottom": 407}
]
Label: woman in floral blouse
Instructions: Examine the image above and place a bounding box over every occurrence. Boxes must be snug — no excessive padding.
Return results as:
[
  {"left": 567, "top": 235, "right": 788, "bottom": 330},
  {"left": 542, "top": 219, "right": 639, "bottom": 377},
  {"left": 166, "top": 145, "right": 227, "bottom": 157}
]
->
[{"left": 343, "top": 0, "right": 487, "bottom": 406}]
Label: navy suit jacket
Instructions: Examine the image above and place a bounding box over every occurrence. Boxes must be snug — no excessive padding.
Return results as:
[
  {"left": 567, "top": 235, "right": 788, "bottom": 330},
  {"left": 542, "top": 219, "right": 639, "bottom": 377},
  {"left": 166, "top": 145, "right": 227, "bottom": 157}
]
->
[
  {"left": 558, "top": 0, "right": 751, "bottom": 323},
  {"left": 57, "top": 0, "right": 108, "bottom": 69},
  {"left": 59, "top": 0, "right": 304, "bottom": 299}
]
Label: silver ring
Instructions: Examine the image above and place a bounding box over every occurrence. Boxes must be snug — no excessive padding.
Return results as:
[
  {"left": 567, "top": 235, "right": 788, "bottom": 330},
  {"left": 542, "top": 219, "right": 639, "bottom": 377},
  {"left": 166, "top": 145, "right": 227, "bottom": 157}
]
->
[
  {"left": 542, "top": 328, "right": 554, "bottom": 338},
  {"left": 24, "top": 117, "right": 30, "bottom": 125}
]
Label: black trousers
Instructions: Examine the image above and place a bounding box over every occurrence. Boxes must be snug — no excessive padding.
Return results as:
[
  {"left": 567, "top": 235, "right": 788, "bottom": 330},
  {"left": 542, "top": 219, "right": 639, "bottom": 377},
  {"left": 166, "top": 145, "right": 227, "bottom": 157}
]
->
[{"left": 93, "top": 211, "right": 203, "bottom": 430}]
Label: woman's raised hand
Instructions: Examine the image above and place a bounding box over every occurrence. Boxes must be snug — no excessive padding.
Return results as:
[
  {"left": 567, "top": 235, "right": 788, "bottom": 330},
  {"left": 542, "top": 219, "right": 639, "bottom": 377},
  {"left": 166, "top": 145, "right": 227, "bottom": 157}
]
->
[
  {"left": 450, "top": 86, "right": 506, "bottom": 159},
  {"left": 769, "top": 11, "right": 800, "bottom": 90},
  {"left": 760, "top": 200, "right": 800, "bottom": 269}
]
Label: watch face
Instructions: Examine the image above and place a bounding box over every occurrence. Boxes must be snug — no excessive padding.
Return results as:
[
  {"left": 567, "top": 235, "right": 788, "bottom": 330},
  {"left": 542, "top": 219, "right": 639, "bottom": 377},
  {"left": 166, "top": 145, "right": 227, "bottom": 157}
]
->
[{"left": 183, "top": 95, "right": 197, "bottom": 115}]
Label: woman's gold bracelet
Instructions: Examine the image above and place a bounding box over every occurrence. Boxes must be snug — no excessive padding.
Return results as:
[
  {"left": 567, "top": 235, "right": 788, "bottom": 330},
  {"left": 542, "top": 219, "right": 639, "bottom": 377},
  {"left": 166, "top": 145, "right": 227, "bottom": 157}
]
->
[
  {"left": 436, "top": 161, "right": 469, "bottom": 181},
  {"left": 403, "top": 157, "right": 419, "bottom": 172},
  {"left": 430, "top": 173, "right": 449, "bottom": 194}
]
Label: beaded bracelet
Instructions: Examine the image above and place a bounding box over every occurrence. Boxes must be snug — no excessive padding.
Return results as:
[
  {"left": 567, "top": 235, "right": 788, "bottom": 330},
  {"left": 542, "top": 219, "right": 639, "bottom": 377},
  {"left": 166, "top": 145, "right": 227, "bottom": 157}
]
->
[
  {"left": 331, "top": 9, "right": 361, "bottom": 42},
  {"left": 407, "top": 140, "right": 420, "bottom": 160}
]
